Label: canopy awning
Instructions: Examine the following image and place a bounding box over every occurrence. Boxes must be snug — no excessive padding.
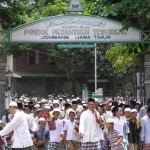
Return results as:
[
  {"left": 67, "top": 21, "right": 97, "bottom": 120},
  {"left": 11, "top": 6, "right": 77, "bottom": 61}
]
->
[{"left": 12, "top": 71, "right": 67, "bottom": 78}]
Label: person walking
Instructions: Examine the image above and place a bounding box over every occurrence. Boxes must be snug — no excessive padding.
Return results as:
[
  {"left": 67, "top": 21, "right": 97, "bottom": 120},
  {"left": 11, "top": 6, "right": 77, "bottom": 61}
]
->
[
  {"left": 104, "top": 118, "right": 124, "bottom": 150},
  {"left": 128, "top": 109, "right": 141, "bottom": 150},
  {"left": 139, "top": 98, "right": 150, "bottom": 120},
  {"left": 79, "top": 98, "right": 102, "bottom": 150},
  {"left": 0, "top": 102, "right": 33, "bottom": 150},
  {"left": 140, "top": 107, "right": 150, "bottom": 150}
]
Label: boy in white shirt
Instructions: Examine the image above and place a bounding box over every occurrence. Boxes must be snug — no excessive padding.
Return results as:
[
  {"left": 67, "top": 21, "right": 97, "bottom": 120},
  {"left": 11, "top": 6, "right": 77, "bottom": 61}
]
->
[
  {"left": 64, "top": 109, "right": 80, "bottom": 150},
  {"left": 48, "top": 108, "right": 63, "bottom": 150}
]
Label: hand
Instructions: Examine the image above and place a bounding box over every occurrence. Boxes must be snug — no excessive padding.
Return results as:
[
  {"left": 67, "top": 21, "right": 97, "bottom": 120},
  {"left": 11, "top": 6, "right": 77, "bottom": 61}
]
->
[
  {"left": 137, "top": 124, "right": 140, "bottom": 129},
  {"left": 80, "top": 133, "right": 84, "bottom": 138},
  {"left": 38, "top": 141, "right": 43, "bottom": 146},
  {"left": 113, "top": 142, "right": 118, "bottom": 147},
  {"left": 60, "top": 137, "right": 63, "bottom": 142}
]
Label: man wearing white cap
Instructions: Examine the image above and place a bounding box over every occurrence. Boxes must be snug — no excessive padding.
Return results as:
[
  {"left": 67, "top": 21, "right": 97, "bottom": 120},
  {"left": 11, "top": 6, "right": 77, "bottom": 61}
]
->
[
  {"left": 0, "top": 102, "right": 33, "bottom": 150},
  {"left": 79, "top": 98, "right": 102, "bottom": 150},
  {"left": 32, "top": 104, "right": 40, "bottom": 118},
  {"left": 124, "top": 108, "right": 131, "bottom": 120}
]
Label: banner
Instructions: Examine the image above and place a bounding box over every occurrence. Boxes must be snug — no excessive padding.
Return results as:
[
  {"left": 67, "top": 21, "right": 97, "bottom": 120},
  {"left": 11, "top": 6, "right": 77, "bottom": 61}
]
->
[{"left": 10, "top": 15, "right": 141, "bottom": 43}]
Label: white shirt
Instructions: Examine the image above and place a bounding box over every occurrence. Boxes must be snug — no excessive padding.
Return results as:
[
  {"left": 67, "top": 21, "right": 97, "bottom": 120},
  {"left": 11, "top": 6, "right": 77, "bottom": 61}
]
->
[
  {"left": 114, "top": 117, "right": 123, "bottom": 135},
  {"left": 34, "top": 116, "right": 39, "bottom": 125},
  {"left": 140, "top": 115, "right": 150, "bottom": 144},
  {"left": 1, "top": 114, "right": 12, "bottom": 124},
  {"left": 106, "top": 111, "right": 113, "bottom": 119},
  {"left": 49, "top": 119, "right": 63, "bottom": 142},
  {"left": 64, "top": 120, "right": 80, "bottom": 141},
  {"left": 99, "top": 127, "right": 104, "bottom": 140},
  {"left": 24, "top": 113, "right": 37, "bottom": 132},
  {"left": 79, "top": 109, "right": 100, "bottom": 143},
  {"left": 0, "top": 110, "right": 33, "bottom": 148}
]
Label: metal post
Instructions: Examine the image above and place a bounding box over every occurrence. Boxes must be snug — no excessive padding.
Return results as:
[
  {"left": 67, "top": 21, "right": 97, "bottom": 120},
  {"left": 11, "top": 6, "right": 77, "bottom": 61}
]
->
[
  {"left": 6, "top": 71, "right": 11, "bottom": 108},
  {"left": 95, "top": 43, "right": 97, "bottom": 91},
  {"left": 137, "top": 71, "right": 140, "bottom": 100}
]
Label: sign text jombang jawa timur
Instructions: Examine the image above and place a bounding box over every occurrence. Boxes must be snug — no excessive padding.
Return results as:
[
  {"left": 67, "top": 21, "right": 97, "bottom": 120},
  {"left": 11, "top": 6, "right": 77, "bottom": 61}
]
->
[{"left": 10, "top": 15, "right": 141, "bottom": 43}]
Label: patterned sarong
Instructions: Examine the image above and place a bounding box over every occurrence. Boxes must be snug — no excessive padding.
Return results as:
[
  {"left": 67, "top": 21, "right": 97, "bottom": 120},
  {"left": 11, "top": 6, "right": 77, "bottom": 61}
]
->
[
  {"left": 81, "top": 141, "right": 101, "bottom": 150},
  {"left": 66, "top": 140, "right": 80, "bottom": 150},
  {"left": 48, "top": 142, "right": 61, "bottom": 150}
]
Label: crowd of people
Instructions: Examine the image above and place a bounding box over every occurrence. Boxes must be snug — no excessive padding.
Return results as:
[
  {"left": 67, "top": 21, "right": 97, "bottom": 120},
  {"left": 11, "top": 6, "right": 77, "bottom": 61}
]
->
[{"left": 0, "top": 95, "right": 150, "bottom": 150}]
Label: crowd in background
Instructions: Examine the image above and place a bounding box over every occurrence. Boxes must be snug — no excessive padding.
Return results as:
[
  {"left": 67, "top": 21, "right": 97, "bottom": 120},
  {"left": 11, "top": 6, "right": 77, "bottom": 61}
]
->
[{"left": 0, "top": 94, "right": 150, "bottom": 150}]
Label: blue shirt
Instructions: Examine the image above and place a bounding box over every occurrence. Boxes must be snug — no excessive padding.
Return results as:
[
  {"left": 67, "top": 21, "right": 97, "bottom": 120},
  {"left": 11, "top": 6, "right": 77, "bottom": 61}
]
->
[{"left": 34, "top": 128, "right": 50, "bottom": 148}]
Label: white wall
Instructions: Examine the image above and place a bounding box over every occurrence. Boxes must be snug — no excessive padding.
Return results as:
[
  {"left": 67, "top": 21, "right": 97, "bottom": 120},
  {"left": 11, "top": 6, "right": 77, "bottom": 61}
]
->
[{"left": 6, "top": 55, "right": 13, "bottom": 71}]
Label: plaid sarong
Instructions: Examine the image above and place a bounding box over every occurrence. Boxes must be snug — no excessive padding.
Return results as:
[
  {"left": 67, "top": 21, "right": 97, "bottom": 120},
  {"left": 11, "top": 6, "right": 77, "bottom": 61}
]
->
[
  {"left": 48, "top": 142, "right": 61, "bottom": 150},
  {"left": 66, "top": 140, "right": 80, "bottom": 150},
  {"left": 81, "top": 141, "right": 101, "bottom": 150}
]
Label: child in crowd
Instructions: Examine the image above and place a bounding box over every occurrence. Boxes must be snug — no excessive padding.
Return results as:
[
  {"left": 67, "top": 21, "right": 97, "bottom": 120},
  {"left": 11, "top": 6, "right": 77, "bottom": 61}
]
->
[
  {"left": 104, "top": 118, "right": 124, "bottom": 150},
  {"left": 64, "top": 109, "right": 80, "bottom": 150},
  {"left": 33, "top": 117, "right": 49, "bottom": 150},
  {"left": 34, "top": 109, "right": 43, "bottom": 125},
  {"left": 48, "top": 108, "right": 64, "bottom": 150}
]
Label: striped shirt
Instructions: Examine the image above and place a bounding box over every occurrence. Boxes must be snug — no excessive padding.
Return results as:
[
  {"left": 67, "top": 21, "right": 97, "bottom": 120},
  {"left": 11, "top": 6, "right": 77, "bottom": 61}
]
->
[{"left": 105, "top": 129, "right": 124, "bottom": 150}]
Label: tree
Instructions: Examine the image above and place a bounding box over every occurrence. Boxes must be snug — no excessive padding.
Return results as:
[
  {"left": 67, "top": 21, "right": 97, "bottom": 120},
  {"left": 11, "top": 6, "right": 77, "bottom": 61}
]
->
[
  {"left": 0, "top": 0, "right": 69, "bottom": 29},
  {"left": 89, "top": 0, "right": 150, "bottom": 76}
]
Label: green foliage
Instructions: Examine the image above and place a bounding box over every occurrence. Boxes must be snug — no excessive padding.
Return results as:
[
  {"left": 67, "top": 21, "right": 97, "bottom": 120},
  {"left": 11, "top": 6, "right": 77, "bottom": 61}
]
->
[
  {"left": 90, "top": 0, "right": 150, "bottom": 29},
  {"left": 0, "top": 0, "right": 69, "bottom": 29},
  {"left": 90, "top": 0, "right": 150, "bottom": 76},
  {"left": 105, "top": 44, "right": 145, "bottom": 77}
]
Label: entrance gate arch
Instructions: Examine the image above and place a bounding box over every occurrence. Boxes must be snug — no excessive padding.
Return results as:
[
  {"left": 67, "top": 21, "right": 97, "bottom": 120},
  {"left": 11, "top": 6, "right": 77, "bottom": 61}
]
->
[{"left": 0, "top": 14, "right": 149, "bottom": 44}]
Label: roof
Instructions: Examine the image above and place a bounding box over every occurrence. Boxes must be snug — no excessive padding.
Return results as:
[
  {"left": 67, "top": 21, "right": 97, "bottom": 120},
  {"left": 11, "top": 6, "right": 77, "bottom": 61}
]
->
[{"left": 12, "top": 71, "right": 67, "bottom": 78}]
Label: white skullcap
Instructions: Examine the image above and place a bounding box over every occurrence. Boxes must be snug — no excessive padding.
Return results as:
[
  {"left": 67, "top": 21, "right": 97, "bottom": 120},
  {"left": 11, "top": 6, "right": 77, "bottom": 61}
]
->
[
  {"left": 82, "top": 101, "right": 85, "bottom": 104},
  {"left": 111, "top": 106, "right": 115, "bottom": 111},
  {"left": 124, "top": 108, "right": 131, "bottom": 112},
  {"left": 109, "top": 103, "right": 112, "bottom": 106},
  {"left": 76, "top": 108, "right": 83, "bottom": 112},
  {"left": 76, "top": 97, "right": 80, "bottom": 100},
  {"left": 94, "top": 98, "right": 99, "bottom": 103},
  {"left": 131, "top": 109, "right": 137, "bottom": 113},
  {"left": 53, "top": 100, "right": 59, "bottom": 105},
  {"left": 122, "top": 101, "right": 125, "bottom": 104},
  {"left": 19, "top": 98, "right": 23, "bottom": 101},
  {"left": 34, "top": 104, "right": 40, "bottom": 108},
  {"left": 37, "top": 109, "right": 43, "bottom": 113},
  {"left": 38, "top": 117, "right": 46, "bottom": 122},
  {"left": 53, "top": 108, "right": 61, "bottom": 113},
  {"left": 68, "top": 109, "right": 76, "bottom": 114},
  {"left": 41, "top": 99, "right": 46, "bottom": 103},
  {"left": 136, "top": 101, "right": 141, "bottom": 105},
  {"left": 24, "top": 99, "right": 29, "bottom": 103},
  {"left": 63, "top": 101, "right": 66, "bottom": 104},
  {"left": 9, "top": 102, "right": 17, "bottom": 107},
  {"left": 45, "top": 106, "right": 50, "bottom": 109},
  {"left": 67, "top": 99, "right": 70, "bottom": 102},
  {"left": 83, "top": 104, "right": 87, "bottom": 107},
  {"left": 106, "top": 118, "right": 114, "bottom": 123}
]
